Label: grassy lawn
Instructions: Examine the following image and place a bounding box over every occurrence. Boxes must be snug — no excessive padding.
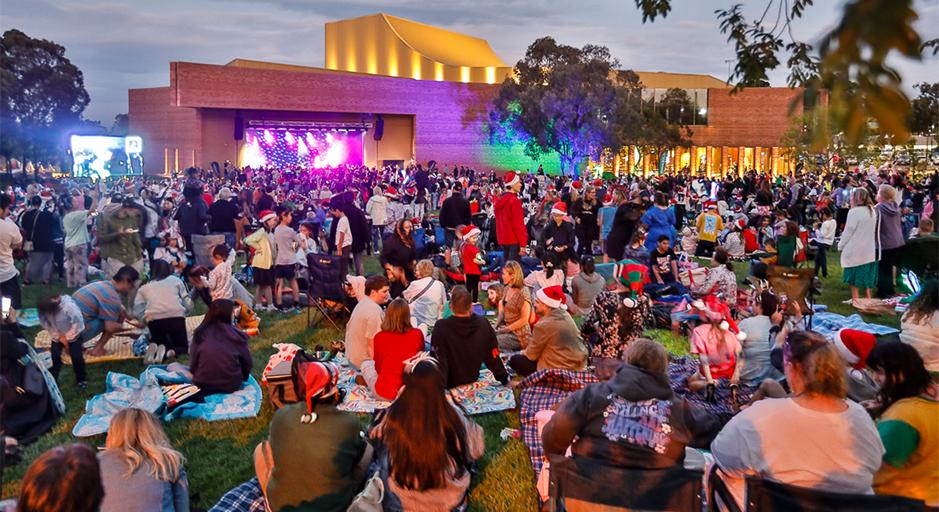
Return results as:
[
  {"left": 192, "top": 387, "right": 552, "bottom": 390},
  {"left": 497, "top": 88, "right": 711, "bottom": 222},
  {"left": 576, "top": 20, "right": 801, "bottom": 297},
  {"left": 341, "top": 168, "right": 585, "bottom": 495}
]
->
[{"left": 0, "top": 250, "right": 900, "bottom": 509}]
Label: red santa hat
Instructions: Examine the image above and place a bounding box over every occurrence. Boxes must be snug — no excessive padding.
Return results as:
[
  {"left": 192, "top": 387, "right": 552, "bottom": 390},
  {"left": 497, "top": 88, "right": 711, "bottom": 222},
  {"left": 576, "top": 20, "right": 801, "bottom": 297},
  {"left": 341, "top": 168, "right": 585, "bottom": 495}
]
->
[
  {"left": 461, "top": 225, "right": 481, "bottom": 240},
  {"left": 406, "top": 186, "right": 417, "bottom": 196},
  {"left": 259, "top": 210, "right": 277, "bottom": 224},
  {"left": 550, "top": 201, "right": 567, "bottom": 216},
  {"left": 39, "top": 189, "right": 53, "bottom": 199},
  {"left": 736, "top": 219, "right": 747, "bottom": 230},
  {"left": 593, "top": 179, "right": 603, "bottom": 187},
  {"left": 296, "top": 362, "right": 341, "bottom": 424},
  {"left": 833, "top": 329, "right": 876, "bottom": 369},
  {"left": 692, "top": 295, "right": 746, "bottom": 340},
  {"left": 705, "top": 201, "right": 718, "bottom": 210},
  {"left": 385, "top": 186, "right": 399, "bottom": 198},
  {"left": 571, "top": 180, "right": 582, "bottom": 190},
  {"left": 503, "top": 171, "right": 520, "bottom": 188},
  {"left": 603, "top": 193, "right": 614, "bottom": 206},
  {"left": 536, "top": 285, "right": 567, "bottom": 310}
]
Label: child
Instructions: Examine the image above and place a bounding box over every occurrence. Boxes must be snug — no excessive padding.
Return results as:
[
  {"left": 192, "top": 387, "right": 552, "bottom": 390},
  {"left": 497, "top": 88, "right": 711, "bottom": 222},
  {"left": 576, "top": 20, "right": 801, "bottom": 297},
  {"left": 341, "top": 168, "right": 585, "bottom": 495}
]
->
[
  {"left": 486, "top": 283, "right": 505, "bottom": 313},
  {"left": 742, "top": 222, "right": 759, "bottom": 254},
  {"left": 723, "top": 220, "right": 746, "bottom": 259},
  {"left": 208, "top": 243, "right": 235, "bottom": 301},
  {"left": 460, "top": 225, "right": 484, "bottom": 303},
  {"left": 680, "top": 226, "right": 698, "bottom": 255},
  {"left": 623, "top": 230, "right": 650, "bottom": 266},
  {"left": 245, "top": 210, "right": 279, "bottom": 311},
  {"left": 812, "top": 208, "right": 836, "bottom": 278},
  {"left": 598, "top": 193, "right": 617, "bottom": 263},
  {"left": 648, "top": 235, "right": 685, "bottom": 293},
  {"left": 296, "top": 221, "right": 318, "bottom": 264},
  {"left": 134, "top": 260, "right": 193, "bottom": 363},
  {"left": 687, "top": 299, "right": 744, "bottom": 394},
  {"left": 154, "top": 230, "right": 186, "bottom": 274},
  {"left": 272, "top": 207, "right": 300, "bottom": 311},
  {"left": 758, "top": 216, "right": 774, "bottom": 247},
  {"left": 775, "top": 220, "right": 800, "bottom": 268},
  {"left": 37, "top": 294, "right": 86, "bottom": 390}
]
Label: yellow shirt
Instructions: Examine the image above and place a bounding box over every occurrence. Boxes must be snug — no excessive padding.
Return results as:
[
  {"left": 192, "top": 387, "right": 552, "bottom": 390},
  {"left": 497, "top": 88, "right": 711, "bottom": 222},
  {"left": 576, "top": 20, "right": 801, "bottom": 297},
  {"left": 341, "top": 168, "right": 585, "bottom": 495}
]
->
[
  {"left": 874, "top": 396, "right": 939, "bottom": 505},
  {"left": 695, "top": 213, "right": 723, "bottom": 243}
]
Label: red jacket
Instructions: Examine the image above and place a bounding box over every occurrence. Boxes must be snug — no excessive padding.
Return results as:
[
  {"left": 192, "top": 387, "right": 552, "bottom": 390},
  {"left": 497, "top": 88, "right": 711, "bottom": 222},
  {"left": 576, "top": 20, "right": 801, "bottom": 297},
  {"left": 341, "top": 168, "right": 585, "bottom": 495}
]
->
[
  {"left": 373, "top": 328, "right": 424, "bottom": 400},
  {"left": 494, "top": 192, "right": 528, "bottom": 246}
]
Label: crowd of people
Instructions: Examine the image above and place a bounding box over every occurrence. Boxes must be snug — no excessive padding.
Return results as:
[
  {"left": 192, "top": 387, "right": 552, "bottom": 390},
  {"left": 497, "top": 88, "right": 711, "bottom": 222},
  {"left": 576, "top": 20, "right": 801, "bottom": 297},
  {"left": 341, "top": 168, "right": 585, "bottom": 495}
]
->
[{"left": 1, "top": 159, "right": 937, "bottom": 511}]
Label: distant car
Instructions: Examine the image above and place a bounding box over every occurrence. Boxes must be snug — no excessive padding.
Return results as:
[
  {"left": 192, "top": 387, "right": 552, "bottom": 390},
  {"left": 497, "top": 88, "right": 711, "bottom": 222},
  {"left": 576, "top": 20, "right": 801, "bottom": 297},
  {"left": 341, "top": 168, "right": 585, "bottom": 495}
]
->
[
  {"left": 845, "top": 156, "right": 859, "bottom": 166},
  {"left": 894, "top": 151, "right": 912, "bottom": 166}
]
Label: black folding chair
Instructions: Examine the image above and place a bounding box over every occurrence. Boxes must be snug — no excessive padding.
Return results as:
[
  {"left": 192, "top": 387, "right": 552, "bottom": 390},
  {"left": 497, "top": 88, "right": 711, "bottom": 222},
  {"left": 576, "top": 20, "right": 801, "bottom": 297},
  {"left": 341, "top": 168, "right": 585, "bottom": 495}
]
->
[
  {"left": 707, "top": 465, "right": 929, "bottom": 512},
  {"left": 548, "top": 454, "right": 704, "bottom": 512},
  {"left": 306, "top": 254, "right": 347, "bottom": 331}
]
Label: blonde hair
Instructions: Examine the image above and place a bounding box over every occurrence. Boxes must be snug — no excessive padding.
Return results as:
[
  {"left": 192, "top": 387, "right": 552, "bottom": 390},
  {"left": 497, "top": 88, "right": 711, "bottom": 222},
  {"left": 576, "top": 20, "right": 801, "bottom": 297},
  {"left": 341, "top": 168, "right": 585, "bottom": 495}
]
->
[
  {"left": 105, "top": 408, "right": 184, "bottom": 482},
  {"left": 381, "top": 297, "right": 412, "bottom": 334},
  {"left": 851, "top": 187, "right": 874, "bottom": 213},
  {"left": 877, "top": 184, "right": 897, "bottom": 202},
  {"left": 786, "top": 331, "right": 848, "bottom": 398},
  {"left": 415, "top": 259, "right": 435, "bottom": 279},
  {"left": 502, "top": 261, "right": 525, "bottom": 288}
]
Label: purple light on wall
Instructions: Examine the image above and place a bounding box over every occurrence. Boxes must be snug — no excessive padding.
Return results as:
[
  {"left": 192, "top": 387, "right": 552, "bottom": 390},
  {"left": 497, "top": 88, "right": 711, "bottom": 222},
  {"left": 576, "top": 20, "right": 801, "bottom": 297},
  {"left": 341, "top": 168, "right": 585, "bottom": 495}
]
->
[{"left": 245, "top": 127, "right": 364, "bottom": 168}]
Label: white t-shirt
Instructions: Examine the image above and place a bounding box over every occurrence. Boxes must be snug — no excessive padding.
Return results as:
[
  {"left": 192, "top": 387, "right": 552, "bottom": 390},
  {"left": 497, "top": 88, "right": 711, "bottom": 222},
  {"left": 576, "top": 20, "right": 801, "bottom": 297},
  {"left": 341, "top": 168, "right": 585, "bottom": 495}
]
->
[
  {"left": 334, "top": 215, "right": 353, "bottom": 249},
  {"left": 711, "top": 397, "right": 884, "bottom": 508},
  {"left": 0, "top": 217, "right": 23, "bottom": 283}
]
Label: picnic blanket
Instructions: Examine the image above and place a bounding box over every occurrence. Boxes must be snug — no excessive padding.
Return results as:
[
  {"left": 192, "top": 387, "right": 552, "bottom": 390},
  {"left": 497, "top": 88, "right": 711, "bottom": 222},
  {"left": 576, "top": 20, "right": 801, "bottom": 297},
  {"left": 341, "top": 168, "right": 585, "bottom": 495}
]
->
[
  {"left": 517, "top": 369, "right": 600, "bottom": 474},
  {"left": 73, "top": 365, "right": 262, "bottom": 437},
  {"left": 210, "top": 477, "right": 266, "bottom": 512},
  {"left": 34, "top": 324, "right": 142, "bottom": 365},
  {"left": 809, "top": 311, "right": 900, "bottom": 340},
  {"left": 667, "top": 356, "right": 753, "bottom": 424},
  {"left": 16, "top": 308, "right": 40, "bottom": 327}
]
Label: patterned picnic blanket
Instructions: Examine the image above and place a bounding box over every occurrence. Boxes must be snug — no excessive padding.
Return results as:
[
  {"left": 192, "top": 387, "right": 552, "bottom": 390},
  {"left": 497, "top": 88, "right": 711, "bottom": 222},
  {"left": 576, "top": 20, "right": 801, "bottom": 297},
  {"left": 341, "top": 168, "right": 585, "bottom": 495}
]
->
[
  {"left": 809, "top": 312, "right": 899, "bottom": 339},
  {"left": 73, "top": 365, "right": 262, "bottom": 437},
  {"left": 517, "top": 369, "right": 600, "bottom": 474},
  {"left": 667, "top": 356, "right": 754, "bottom": 424},
  {"left": 209, "top": 477, "right": 266, "bottom": 512}
]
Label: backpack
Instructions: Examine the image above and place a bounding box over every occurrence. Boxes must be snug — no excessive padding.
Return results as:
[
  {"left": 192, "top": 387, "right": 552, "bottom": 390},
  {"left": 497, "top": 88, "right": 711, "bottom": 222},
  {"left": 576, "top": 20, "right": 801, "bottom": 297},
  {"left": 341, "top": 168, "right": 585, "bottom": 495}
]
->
[{"left": 264, "top": 344, "right": 341, "bottom": 410}]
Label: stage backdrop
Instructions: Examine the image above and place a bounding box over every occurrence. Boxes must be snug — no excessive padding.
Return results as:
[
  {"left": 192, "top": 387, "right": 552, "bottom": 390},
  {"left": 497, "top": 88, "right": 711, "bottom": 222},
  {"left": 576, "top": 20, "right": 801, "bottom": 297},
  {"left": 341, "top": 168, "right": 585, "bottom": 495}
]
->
[{"left": 242, "top": 126, "right": 365, "bottom": 169}]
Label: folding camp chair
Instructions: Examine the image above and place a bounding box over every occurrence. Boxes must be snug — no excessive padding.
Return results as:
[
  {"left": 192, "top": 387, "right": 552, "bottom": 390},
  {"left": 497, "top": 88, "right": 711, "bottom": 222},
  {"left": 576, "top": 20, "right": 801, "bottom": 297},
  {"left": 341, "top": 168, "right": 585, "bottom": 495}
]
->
[
  {"left": 707, "top": 465, "right": 929, "bottom": 512},
  {"left": 766, "top": 265, "right": 818, "bottom": 329},
  {"left": 306, "top": 254, "right": 348, "bottom": 330},
  {"left": 547, "top": 454, "right": 704, "bottom": 512}
]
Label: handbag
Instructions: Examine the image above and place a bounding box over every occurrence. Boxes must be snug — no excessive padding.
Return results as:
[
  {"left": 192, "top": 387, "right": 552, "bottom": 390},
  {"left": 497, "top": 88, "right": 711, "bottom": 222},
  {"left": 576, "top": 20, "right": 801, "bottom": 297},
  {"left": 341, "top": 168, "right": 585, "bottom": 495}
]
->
[
  {"left": 23, "top": 209, "right": 40, "bottom": 252},
  {"left": 347, "top": 472, "right": 384, "bottom": 512}
]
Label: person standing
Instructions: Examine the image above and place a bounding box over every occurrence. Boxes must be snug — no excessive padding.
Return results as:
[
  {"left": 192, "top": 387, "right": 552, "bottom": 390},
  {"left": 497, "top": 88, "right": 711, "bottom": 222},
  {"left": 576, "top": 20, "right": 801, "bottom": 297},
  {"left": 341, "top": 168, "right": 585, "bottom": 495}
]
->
[
  {"left": 174, "top": 186, "right": 209, "bottom": 255},
  {"left": 605, "top": 190, "right": 643, "bottom": 262},
  {"left": 20, "top": 196, "right": 59, "bottom": 286},
  {"left": 494, "top": 171, "right": 528, "bottom": 263},
  {"left": 812, "top": 207, "right": 836, "bottom": 279},
  {"left": 839, "top": 188, "right": 880, "bottom": 304},
  {"left": 571, "top": 186, "right": 599, "bottom": 256},
  {"left": 63, "top": 191, "right": 96, "bottom": 289},
  {"left": 272, "top": 207, "right": 300, "bottom": 311},
  {"left": 245, "top": 210, "right": 278, "bottom": 311},
  {"left": 365, "top": 186, "right": 390, "bottom": 254},
  {"left": 694, "top": 202, "right": 723, "bottom": 257},
  {"left": 37, "top": 294, "right": 87, "bottom": 390},
  {"left": 330, "top": 199, "right": 354, "bottom": 278},
  {"left": 640, "top": 192, "right": 677, "bottom": 252},
  {"left": 876, "top": 184, "right": 904, "bottom": 298},
  {"left": 207, "top": 186, "right": 242, "bottom": 250},
  {"left": 0, "top": 193, "right": 23, "bottom": 309},
  {"left": 439, "top": 183, "right": 471, "bottom": 249},
  {"left": 98, "top": 197, "right": 144, "bottom": 302}
]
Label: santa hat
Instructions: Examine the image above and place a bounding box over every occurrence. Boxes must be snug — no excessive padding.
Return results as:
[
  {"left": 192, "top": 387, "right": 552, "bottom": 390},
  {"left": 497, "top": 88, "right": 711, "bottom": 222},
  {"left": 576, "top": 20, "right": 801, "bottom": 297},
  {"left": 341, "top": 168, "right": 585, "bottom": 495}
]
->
[
  {"left": 504, "top": 171, "right": 520, "bottom": 188},
  {"left": 833, "top": 329, "right": 875, "bottom": 369},
  {"left": 735, "top": 219, "right": 746, "bottom": 230},
  {"left": 296, "top": 362, "right": 341, "bottom": 424},
  {"left": 259, "top": 210, "right": 277, "bottom": 224},
  {"left": 571, "top": 180, "right": 582, "bottom": 190},
  {"left": 536, "top": 285, "right": 567, "bottom": 310},
  {"left": 614, "top": 259, "right": 650, "bottom": 298},
  {"left": 550, "top": 201, "right": 567, "bottom": 216},
  {"left": 461, "top": 225, "right": 481, "bottom": 240},
  {"left": 385, "top": 186, "right": 399, "bottom": 198},
  {"left": 406, "top": 187, "right": 417, "bottom": 196},
  {"left": 692, "top": 296, "right": 746, "bottom": 340},
  {"left": 593, "top": 179, "right": 603, "bottom": 188},
  {"left": 705, "top": 201, "right": 717, "bottom": 210},
  {"left": 39, "top": 189, "right": 53, "bottom": 199},
  {"left": 602, "top": 194, "right": 614, "bottom": 206}
]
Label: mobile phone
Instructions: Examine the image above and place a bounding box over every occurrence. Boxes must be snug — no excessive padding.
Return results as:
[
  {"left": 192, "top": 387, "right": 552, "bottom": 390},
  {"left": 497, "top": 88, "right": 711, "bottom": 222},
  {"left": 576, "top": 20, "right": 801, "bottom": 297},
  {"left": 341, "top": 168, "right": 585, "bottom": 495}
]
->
[{"left": 1, "top": 297, "right": 11, "bottom": 319}]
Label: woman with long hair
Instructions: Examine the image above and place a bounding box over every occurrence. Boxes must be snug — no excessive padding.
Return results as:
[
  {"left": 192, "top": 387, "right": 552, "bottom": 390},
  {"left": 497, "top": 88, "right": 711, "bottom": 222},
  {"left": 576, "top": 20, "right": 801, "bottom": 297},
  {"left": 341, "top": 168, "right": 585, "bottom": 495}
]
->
[
  {"left": 691, "top": 247, "right": 737, "bottom": 306},
  {"left": 381, "top": 218, "right": 417, "bottom": 284},
  {"left": 838, "top": 187, "right": 880, "bottom": 303},
  {"left": 496, "top": 261, "right": 533, "bottom": 351},
  {"left": 866, "top": 342, "right": 937, "bottom": 505},
  {"left": 189, "top": 299, "right": 252, "bottom": 395},
  {"left": 711, "top": 331, "right": 883, "bottom": 509},
  {"left": 98, "top": 408, "right": 189, "bottom": 512},
  {"left": 900, "top": 278, "right": 939, "bottom": 374},
  {"left": 371, "top": 357, "right": 484, "bottom": 511},
  {"left": 524, "top": 251, "right": 565, "bottom": 296},
  {"left": 360, "top": 298, "right": 424, "bottom": 400},
  {"left": 569, "top": 255, "right": 605, "bottom": 314}
]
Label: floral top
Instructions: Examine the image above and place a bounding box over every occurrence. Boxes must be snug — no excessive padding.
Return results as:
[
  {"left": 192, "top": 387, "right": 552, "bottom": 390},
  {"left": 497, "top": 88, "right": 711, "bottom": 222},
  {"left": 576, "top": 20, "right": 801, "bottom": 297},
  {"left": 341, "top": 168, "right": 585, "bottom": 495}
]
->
[
  {"left": 501, "top": 286, "right": 532, "bottom": 348},
  {"left": 692, "top": 265, "right": 737, "bottom": 306},
  {"left": 581, "top": 291, "right": 651, "bottom": 359}
]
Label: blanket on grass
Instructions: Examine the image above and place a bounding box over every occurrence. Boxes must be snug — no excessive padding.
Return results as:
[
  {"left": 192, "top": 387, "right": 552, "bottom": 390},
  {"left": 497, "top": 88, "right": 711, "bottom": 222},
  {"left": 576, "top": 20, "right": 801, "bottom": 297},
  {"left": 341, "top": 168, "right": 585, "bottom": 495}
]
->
[
  {"left": 209, "top": 477, "right": 266, "bottom": 512},
  {"left": 34, "top": 324, "right": 141, "bottom": 364},
  {"left": 16, "top": 308, "right": 40, "bottom": 327},
  {"left": 809, "top": 311, "right": 899, "bottom": 339},
  {"left": 73, "top": 365, "right": 261, "bottom": 437},
  {"left": 517, "top": 369, "right": 600, "bottom": 474},
  {"left": 667, "top": 356, "right": 754, "bottom": 424}
]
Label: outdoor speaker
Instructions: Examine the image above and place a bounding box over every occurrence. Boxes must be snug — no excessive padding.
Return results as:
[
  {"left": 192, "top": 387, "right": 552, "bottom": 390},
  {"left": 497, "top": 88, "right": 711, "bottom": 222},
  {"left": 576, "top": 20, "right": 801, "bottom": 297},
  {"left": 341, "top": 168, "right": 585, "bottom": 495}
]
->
[
  {"left": 373, "top": 114, "right": 384, "bottom": 141},
  {"left": 234, "top": 117, "right": 244, "bottom": 140}
]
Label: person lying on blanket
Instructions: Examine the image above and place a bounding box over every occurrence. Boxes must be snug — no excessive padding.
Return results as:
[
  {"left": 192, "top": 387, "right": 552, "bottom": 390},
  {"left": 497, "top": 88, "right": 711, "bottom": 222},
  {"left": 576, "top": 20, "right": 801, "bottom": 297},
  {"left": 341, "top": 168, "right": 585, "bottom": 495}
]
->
[
  {"left": 431, "top": 285, "right": 509, "bottom": 388},
  {"left": 255, "top": 361, "right": 373, "bottom": 512},
  {"left": 542, "top": 339, "right": 721, "bottom": 469},
  {"left": 71, "top": 266, "right": 145, "bottom": 357},
  {"left": 509, "top": 286, "right": 588, "bottom": 378}
]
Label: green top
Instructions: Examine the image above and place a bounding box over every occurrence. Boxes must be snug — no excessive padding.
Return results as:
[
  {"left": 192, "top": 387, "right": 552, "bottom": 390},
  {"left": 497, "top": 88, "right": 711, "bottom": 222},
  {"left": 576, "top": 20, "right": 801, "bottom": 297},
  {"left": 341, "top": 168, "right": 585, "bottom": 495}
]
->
[
  {"left": 776, "top": 234, "right": 796, "bottom": 268},
  {"left": 97, "top": 208, "right": 142, "bottom": 265}
]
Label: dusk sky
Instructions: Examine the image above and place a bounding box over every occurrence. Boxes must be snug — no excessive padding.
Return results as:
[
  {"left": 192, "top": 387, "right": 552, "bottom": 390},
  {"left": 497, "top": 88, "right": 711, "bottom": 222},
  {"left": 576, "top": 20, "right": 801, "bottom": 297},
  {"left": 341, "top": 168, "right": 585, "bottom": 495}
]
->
[{"left": 3, "top": 0, "right": 937, "bottom": 124}]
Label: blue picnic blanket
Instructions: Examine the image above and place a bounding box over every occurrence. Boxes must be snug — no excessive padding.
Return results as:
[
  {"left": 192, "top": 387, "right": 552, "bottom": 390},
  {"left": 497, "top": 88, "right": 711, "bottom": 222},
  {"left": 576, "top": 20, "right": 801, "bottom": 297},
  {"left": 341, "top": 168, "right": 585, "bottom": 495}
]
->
[
  {"left": 810, "top": 312, "right": 899, "bottom": 340},
  {"left": 16, "top": 308, "right": 40, "bottom": 327},
  {"left": 210, "top": 477, "right": 266, "bottom": 512},
  {"left": 73, "top": 366, "right": 262, "bottom": 437}
]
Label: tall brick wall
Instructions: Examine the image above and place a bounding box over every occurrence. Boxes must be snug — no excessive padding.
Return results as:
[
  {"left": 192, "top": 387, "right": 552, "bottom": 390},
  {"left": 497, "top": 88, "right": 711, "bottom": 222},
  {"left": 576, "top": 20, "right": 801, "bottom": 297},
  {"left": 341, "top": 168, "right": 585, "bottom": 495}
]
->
[
  {"left": 128, "top": 86, "right": 202, "bottom": 174},
  {"left": 690, "top": 88, "right": 805, "bottom": 147}
]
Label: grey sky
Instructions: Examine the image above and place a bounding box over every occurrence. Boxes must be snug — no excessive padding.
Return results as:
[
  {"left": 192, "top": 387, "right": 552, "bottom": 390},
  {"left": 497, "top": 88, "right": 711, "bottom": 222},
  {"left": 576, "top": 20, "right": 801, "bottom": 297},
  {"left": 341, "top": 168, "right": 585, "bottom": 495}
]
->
[{"left": 2, "top": 0, "right": 937, "bottom": 124}]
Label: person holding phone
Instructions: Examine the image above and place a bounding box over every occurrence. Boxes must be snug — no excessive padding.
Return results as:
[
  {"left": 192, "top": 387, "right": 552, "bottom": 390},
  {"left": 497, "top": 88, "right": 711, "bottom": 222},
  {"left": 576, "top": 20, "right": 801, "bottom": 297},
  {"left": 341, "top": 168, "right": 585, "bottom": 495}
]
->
[{"left": 97, "top": 195, "right": 144, "bottom": 304}]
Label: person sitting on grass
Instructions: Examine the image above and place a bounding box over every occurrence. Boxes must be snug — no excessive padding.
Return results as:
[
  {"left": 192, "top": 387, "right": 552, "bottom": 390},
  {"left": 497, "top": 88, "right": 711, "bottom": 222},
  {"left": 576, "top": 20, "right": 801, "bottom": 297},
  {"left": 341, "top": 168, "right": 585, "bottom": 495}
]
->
[
  {"left": 369, "top": 356, "right": 484, "bottom": 511},
  {"left": 189, "top": 299, "right": 252, "bottom": 396},
  {"left": 735, "top": 291, "right": 783, "bottom": 387},
  {"left": 359, "top": 298, "right": 424, "bottom": 400},
  {"left": 402, "top": 259, "right": 446, "bottom": 331},
  {"left": 543, "top": 339, "right": 721, "bottom": 469},
  {"left": 72, "top": 266, "right": 144, "bottom": 357},
  {"left": 495, "top": 261, "right": 532, "bottom": 352},
  {"left": 98, "top": 408, "right": 189, "bottom": 512},
  {"left": 17, "top": 444, "right": 104, "bottom": 512},
  {"left": 509, "top": 285, "right": 588, "bottom": 377},
  {"left": 431, "top": 285, "right": 509, "bottom": 388},
  {"left": 647, "top": 235, "right": 687, "bottom": 296},
  {"left": 255, "top": 361, "right": 372, "bottom": 512},
  {"left": 37, "top": 293, "right": 87, "bottom": 390},
  {"left": 686, "top": 298, "right": 744, "bottom": 395},
  {"left": 345, "top": 274, "right": 391, "bottom": 369},
  {"left": 866, "top": 342, "right": 938, "bottom": 506},
  {"left": 134, "top": 260, "right": 193, "bottom": 364},
  {"left": 568, "top": 255, "right": 605, "bottom": 315}
]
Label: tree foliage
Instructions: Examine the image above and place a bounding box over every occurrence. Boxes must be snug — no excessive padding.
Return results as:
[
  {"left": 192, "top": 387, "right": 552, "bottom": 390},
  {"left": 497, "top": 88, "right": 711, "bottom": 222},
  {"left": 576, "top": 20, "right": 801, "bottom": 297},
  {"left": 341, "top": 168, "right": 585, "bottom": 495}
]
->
[
  {"left": 631, "top": 0, "right": 937, "bottom": 146},
  {"left": 0, "top": 29, "right": 91, "bottom": 162},
  {"left": 909, "top": 82, "right": 939, "bottom": 140}
]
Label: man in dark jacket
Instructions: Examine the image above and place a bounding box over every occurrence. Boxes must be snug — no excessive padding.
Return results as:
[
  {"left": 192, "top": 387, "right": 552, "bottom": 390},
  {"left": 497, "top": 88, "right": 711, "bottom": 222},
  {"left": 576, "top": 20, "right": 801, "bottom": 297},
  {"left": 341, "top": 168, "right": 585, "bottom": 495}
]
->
[
  {"left": 542, "top": 339, "right": 720, "bottom": 469},
  {"left": 439, "top": 183, "right": 471, "bottom": 248},
  {"left": 494, "top": 171, "right": 528, "bottom": 263},
  {"left": 431, "top": 286, "right": 508, "bottom": 388}
]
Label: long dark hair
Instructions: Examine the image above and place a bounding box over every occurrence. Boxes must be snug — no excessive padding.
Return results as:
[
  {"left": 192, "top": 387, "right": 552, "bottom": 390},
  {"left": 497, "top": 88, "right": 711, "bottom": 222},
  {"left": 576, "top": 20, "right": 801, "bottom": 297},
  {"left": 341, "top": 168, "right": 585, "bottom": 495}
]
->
[
  {"left": 150, "top": 259, "right": 173, "bottom": 281},
  {"left": 542, "top": 251, "right": 560, "bottom": 280},
  {"left": 903, "top": 278, "right": 938, "bottom": 326},
  {"left": 193, "top": 299, "right": 234, "bottom": 344},
  {"left": 395, "top": 219, "right": 414, "bottom": 248},
  {"left": 867, "top": 342, "right": 932, "bottom": 416},
  {"left": 380, "top": 361, "right": 472, "bottom": 491}
]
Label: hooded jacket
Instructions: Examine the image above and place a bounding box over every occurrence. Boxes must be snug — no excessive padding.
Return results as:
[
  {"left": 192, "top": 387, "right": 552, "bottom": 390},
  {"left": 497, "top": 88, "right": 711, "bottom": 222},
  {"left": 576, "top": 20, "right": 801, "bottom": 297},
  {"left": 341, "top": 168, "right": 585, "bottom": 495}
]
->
[
  {"left": 494, "top": 192, "right": 528, "bottom": 246},
  {"left": 431, "top": 314, "right": 509, "bottom": 388},
  {"left": 876, "top": 200, "right": 905, "bottom": 250},
  {"left": 542, "top": 363, "right": 721, "bottom": 468}
]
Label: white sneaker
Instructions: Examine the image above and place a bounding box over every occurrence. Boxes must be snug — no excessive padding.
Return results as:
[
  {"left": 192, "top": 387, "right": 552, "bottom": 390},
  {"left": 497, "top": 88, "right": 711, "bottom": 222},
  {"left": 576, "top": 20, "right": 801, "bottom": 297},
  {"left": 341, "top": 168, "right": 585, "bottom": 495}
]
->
[
  {"left": 154, "top": 345, "right": 166, "bottom": 364},
  {"left": 144, "top": 343, "right": 158, "bottom": 364}
]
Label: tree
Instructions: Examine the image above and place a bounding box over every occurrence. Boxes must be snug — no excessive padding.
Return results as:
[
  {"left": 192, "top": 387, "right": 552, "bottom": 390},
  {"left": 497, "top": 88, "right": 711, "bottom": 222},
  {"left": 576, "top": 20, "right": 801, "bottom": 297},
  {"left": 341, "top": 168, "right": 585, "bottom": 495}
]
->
[
  {"left": 631, "top": 0, "right": 937, "bottom": 146},
  {"left": 910, "top": 82, "right": 939, "bottom": 142},
  {"left": 0, "top": 29, "right": 90, "bottom": 162},
  {"left": 489, "top": 38, "right": 630, "bottom": 175},
  {"left": 111, "top": 113, "right": 129, "bottom": 135}
]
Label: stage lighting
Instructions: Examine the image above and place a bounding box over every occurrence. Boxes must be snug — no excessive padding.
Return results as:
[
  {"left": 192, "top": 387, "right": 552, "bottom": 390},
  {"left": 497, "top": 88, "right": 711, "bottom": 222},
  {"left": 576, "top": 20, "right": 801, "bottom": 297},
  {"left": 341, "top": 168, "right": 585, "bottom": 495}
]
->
[{"left": 284, "top": 131, "right": 296, "bottom": 146}]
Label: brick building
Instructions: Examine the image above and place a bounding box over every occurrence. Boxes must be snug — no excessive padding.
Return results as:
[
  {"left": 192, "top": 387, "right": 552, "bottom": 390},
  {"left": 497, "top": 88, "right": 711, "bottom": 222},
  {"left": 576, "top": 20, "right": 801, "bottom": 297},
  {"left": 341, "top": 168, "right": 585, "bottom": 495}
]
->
[{"left": 128, "top": 13, "right": 809, "bottom": 176}]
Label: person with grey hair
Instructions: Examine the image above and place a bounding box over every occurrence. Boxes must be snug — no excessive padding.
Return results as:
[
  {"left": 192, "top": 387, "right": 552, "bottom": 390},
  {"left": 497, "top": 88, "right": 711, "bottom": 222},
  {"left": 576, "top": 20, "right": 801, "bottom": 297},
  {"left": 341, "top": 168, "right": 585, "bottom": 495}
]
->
[
  {"left": 208, "top": 186, "right": 242, "bottom": 250},
  {"left": 875, "top": 183, "right": 904, "bottom": 298},
  {"left": 402, "top": 259, "right": 446, "bottom": 330}
]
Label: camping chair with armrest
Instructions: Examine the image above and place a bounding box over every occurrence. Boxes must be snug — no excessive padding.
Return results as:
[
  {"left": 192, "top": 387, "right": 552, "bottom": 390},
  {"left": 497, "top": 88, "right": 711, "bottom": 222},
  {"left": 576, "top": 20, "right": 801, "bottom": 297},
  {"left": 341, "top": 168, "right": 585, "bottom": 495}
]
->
[
  {"left": 766, "top": 265, "right": 817, "bottom": 329},
  {"left": 306, "top": 253, "right": 348, "bottom": 331},
  {"left": 547, "top": 454, "right": 704, "bottom": 512},
  {"left": 707, "top": 464, "right": 930, "bottom": 512}
]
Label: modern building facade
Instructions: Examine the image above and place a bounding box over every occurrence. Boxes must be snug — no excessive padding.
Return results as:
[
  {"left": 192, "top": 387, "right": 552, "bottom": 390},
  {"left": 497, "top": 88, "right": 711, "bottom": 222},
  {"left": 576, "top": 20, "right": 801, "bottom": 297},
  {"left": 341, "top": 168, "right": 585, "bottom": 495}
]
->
[{"left": 128, "top": 13, "right": 810, "bottom": 176}]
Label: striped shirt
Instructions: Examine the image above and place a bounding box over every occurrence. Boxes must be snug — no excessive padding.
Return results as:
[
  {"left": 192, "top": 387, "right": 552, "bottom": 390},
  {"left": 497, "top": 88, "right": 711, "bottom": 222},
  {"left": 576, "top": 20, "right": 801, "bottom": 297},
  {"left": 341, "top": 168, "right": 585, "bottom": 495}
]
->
[{"left": 72, "top": 280, "right": 122, "bottom": 322}]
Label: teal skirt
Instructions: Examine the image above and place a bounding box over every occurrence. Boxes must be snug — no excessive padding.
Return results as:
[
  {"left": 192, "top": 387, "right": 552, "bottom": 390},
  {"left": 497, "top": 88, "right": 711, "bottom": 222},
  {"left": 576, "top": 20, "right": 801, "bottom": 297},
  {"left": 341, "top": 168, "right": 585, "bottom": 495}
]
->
[{"left": 843, "top": 261, "right": 879, "bottom": 289}]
